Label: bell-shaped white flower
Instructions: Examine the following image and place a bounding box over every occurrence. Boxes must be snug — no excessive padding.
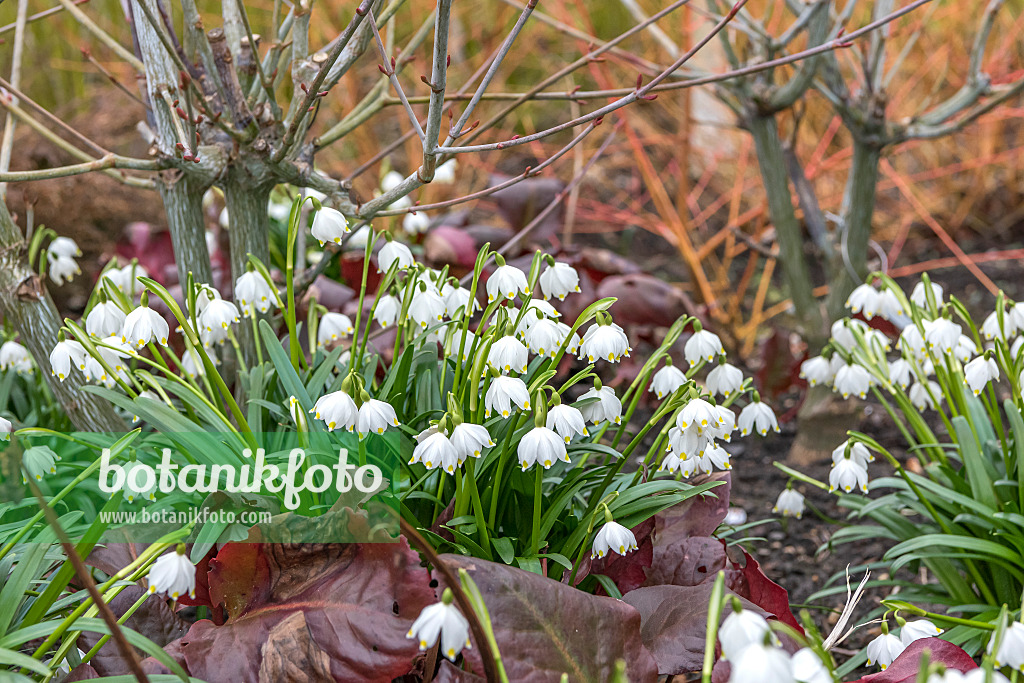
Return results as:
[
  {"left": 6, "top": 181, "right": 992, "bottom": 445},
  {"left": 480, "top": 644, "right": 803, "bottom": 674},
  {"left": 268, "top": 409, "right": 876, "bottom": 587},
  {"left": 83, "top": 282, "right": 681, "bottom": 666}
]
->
[
  {"left": 49, "top": 339, "right": 86, "bottom": 381},
  {"left": 410, "top": 287, "right": 446, "bottom": 329},
  {"left": 865, "top": 632, "right": 905, "bottom": 670},
  {"left": 578, "top": 384, "right": 621, "bottom": 425},
  {"left": 48, "top": 236, "right": 81, "bottom": 258},
  {"left": 406, "top": 591, "right": 471, "bottom": 661},
  {"left": 48, "top": 255, "right": 81, "bottom": 286},
  {"left": 832, "top": 440, "right": 873, "bottom": 469},
  {"left": 898, "top": 325, "right": 927, "bottom": 360},
  {"left": 121, "top": 303, "right": 170, "bottom": 348},
  {"left": 546, "top": 403, "right": 588, "bottom": 443},
  {"left": 719, "top": 608, "right": 774, "bottom": 660},
  {"left": 288, "top": 396, "right": 307, "bottom": 430},
  {"left": 378, "top": 239, "right": 415, "bottom": 273},
  {"left": 148, "top": 547, "right": 196, "bottom": 599},
  {"left": 800, "top": 356, "right": 835, "bottom": 387},
  {"left": 524, "top": 318, "right": 567, "bottom": 358},
  {"left": 123, "top": 461, "right": 157, "bottom": 503},
  {"left": 312, "top": 390, "right": 358, "bottom": 432},
  {"left": 488, "top": 335, "right": 528, "bottom": 374},
  {"left": 411, "top": 431, "right": 459, "bottom": 474},
  {"left": 579, "top": 322, "right": 630, "bottom": 363},
  {"left": 659, "top": 449, "right": 682, "bottom": 474},
  {"left": 403, "top": 212, "right": 431, "bottom": 235},
  {"left": 678, "top": 397, "right": 724, "bottom": 434},
  {"left": 433, "top": 159, "right": 457, "bottom": 184},
  {"left": 318, "top": 312, "right": 354, "bottom": 348},
  {"left": 441, "top": 282, "right": 477, "bottom": 319},
  {"left": 450, "top": 422, "right": 494, "bottom": 463},
  {"left": 669, "top": 423, "right": 715, "bottom": 457},
  {"left": 834, "top": 363, "right": 872, "bottom": 399},
  {"left": 651, "top": 362, "right": 687, "bottom": 399},
  {"left": 515, "top": 300, "right": 560, "bottom": 337},
  {"left": 518, "top": 425, "right": 568, "bottom": 470},
  {"left": 374, "top": 294, "right": 402, "bottom": 328},
  {"left": 922, "top": 318, "right": 961, "bottom": 354},
  {"left": 22, "top": 446, "right": 59, "bottom": 482},
  {"left": 714, "top": 405, "right": 736, "bottom": 442},
  {"left": 592, "top": 520, "right": 638, "bottom": 559},
  {"left": 728, "top": 644, "right": 794, "bottom": 683},
  {"left": 198, "top": 299, "right": 240, "bottom": 347},
  {"left": 356, "top": 398, "right": 399, "bottom": 438},
  {"left": 738, "top": 400, "right": 779, "bottom": 437},
  {"left": 235, "top": 271, "right": 277, "bottom": 316},
  {"left": 84, "top": 337, "right": 131, "bottom": 388},
  {"left": 538, "top": 262, "right": 580, "bottom": 300},
  {"left": 988, "top": 620, "right": 1024, "bottom": 670},
  {"left": 485, "top": 375, "right": 531, "bottom": 418},
  {"left": 486, "top": 263, "right": 530, "bottom": 302},
  {"left": 964, "top": 355, "right": 999, "bottom": 396},
  {"left": 888, "top": 358, "right": 912, "bottom": 390},
  {"left": 86, "top": 301, "right": 127, "bottom": 338},
  {"left": 909, "top": 380, "right": 942, "bottom": 411},
  {"left": 1008, "top": 303, "right": 1024, "bottom": 334},
  {"left": 790, "top": 648, "right": 830, "bottom": 683},
  {"left": 310, "top": 207, "right": 350, "bottom": 245},
  {"left": 707, "top": 363, "right": 743, "bottom": 398},
  {"left": 696, "top": 444, "right": 732, "bottom": 474},
  {"left": 0, "top": 415, "right": 12, "bottom": 441},
  {"left": 953, "top": 334, "right": 979, "bottom": 363},
  {"left": 773, "top": 489, "right": 805, "bottom": 519},
  {"left": 102, "top": 263, "right": 149, "bottom": 297},
  {"left": 446, "top": 328, "right": 479, "bottom": 362},
  {"left": 0, "top": 341, "right": 34, "bottom": 376},
  {"left": 899, "top": 619, "right": 943, "bottom": 647},
  {"left": 180, "top": 347, "right": 212, "bottom": 379},
  {"left": 878, "top": 289, "right": 906, "bottom": 322},
  {"left": 829, "top": 457, "right": 869, "bottom": 494},
  {"left": 847, "top": 284, "right": 882, "bottom": 319},
  {"left": 684, "top": 329, "right": 725, "bottom": 366},
  {"left": 910, "top": 281, "right": 943, "bottom": 308},
  {"left": 831, "top": 319, "right": 867, "bottom": 352}
]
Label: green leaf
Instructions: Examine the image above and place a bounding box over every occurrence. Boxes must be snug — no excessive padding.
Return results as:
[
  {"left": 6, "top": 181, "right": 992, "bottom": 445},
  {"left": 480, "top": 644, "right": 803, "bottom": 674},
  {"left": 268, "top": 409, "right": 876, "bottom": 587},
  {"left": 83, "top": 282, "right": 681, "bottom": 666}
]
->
[{"left": 952, "top": 416, "right": 998, "bottom": 510}]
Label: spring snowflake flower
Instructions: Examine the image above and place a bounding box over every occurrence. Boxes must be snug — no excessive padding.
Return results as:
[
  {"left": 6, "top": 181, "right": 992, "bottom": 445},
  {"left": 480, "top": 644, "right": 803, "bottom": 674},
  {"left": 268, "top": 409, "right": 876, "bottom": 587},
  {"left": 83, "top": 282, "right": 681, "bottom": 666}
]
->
[
  {"left": 538, "top": 262, "right": 580, "bottom": 300},
  {"left": 48, "top": 236, "right": 81, "bottom": 259},
  {"left": 373, "top": 294, "right": 402, "bottom": 328},
  {"left": 121, "top": 302, "right": 170, "bottom": 348},
  {"left": 659, "top": 450, "right": 682, "bottom": 473},
  {"left": 441, "top": 282, "right": 477, "bottom": 318},
  {"left": 516, "top": 300, "right": 561, "bottom": 337},
  {"left": 847, "top": 284, "right": 882, "bottom": 319},
  {"left": 719, "top": 608, "right": 774, "bottom": 660},
  {"left": 773, "top": 489, "right": 805, "bottom": 519},
  {"left": 910, "top": 281, "right": 943, "bottom": 308},
  {"left": 728, "top": 644, "right": 794, "bottom": 683},
  {"left": 312, "top": 390, "right": 358, "bottom": 432},
  {"left": 546, "top": 403, "right": 588, "bottom": 443},
  {"left": 524, "top": 318, "right": 567, "bottom": 358},
  {"left": 707, "top": 362, "right": 743, "bottom": 397},
  {"left": 650, "top": 362, "right": 687, "bottom": 399},
  {"left": 486, "top": 263, "right": 530, "bottom": 302},
  {"left": 964, "top": 355, "right": 999, "bottom": 395},
  {"left": 450, "top": 422, "right": 494, "bottom": 463},
  {"left": 288, "top": 396, "right": 307, "bottom": 430},
  {"left": 832, "top": 440, "right": 873, "bottom": 469},
  {"left": 831, "top": 319, "right": 861, "bottom": 352},
  {"left": 518, "top": 426, "right": 569, "bottom": 470},
  {"left": 899, "top": 619, "right": 943, "bottom": 646},
  {"left": 122, "top": 461, "right": 157, "bottom": 503},
  {"left": 988, "top": 621, "right": 1024, "bottom": 671},
  {"left": 102, "top": 263, "right": 149, "bottom": 297},
  {"left": 738, "top": 400, "right": 779, "bottom": 437},
  {"left": 678, "top": 398, "right": 724, "bottom": 434},
  {"left": 695, "top": 444, "right": 732, "bottom": 474},
  {"left": 579, "top": 322, "right": 631, "bottom": 363},
  {"left": 180, "top": 347, "right": 211, "bottom": 379},
  {"left": 981, "top": 310, "right": 1012, "bottom": 340},
  {"left": 410, "top": 287, "right": 447, "bottom": 329},
  {"left": 799, "top": 356, "right": 835, "bottom": 387},
  {"left": 84, "top": 337, "right": 131, "bottom": 388},
  {"left": 407, "top": 590, "right": 471, "bottom": 661},
  {"left": 433, "top": 159, "right": 457, "bottom": 184},
  {"left": 829, "top": 457, "right": 869, "bottom": 494},
  {"left": 878, "top": 289, "right": 906, "bottom": 321},
  {"left": 445, "top": 329, "right": 479, "bottom": 362},
  {"left": 953, "top": 334, "right": 978, "bottom": 363},
  {"left": 866, "top": 632, "right": 905, "bottom": 670},
  {"left": 86, "top": 301, "right": 127, "bottom": 338},
  {"left": 355, "top": 398, "right": 399, "bottom": 438},
  {"left": 310, "top": 207, "right": 350, "bottom": 245},
  {"left": 909, "top": 380, "right": 942, "bottom": 411},
  {"left": 668, "top": 425, "right": 714, "bottom": 458},
  {"left": 49, "top": 339, "right": 86, "bottom": 381},
  {"left": 592, "top": 521, "right": 638, "bottom": 559},
  {"left": 0, "top": 416, "right": 11, "bottom": 441},
  {"left": 412, "top": 431, "right": 460, "bottom": 474},
  {"left": 791, "top": 648, "right": 831, "bottom": 683},
  {"left": 578, "top": 384, "right": 621, "bottom": 425},
  {"left": 898, "top": 325, "right": 927, "bottom": 360},
  {"left": 148, "top": 547, "right": 196, "bottom": 600},
  {"left": 318, "top": 312, "right": 354, "bottom": 348},
  {"left": 22, "top": 446, "right": 58, "bottom": 482},
  {"left": 403, "top": 212, "right": 430, "bottom": 235},
  {"left": 378, "top": 239, "right": 415, "bottom": 273},
  {"left": 488, "top": 335, "right": 529, "bottom": 374},
  {"left": 199, "top": 299, "right": 240, "bottom": 347},
  {"left": 1008, "top": 302, "right": 1024, "bottom": 333},
  {"left": 888, "top": 358, "right": 912, "bottom": 390},
  {"left": 48, "top": 255, "right": 81, "bottom": 286},
  {"left": 485, "top": 375, "right": 531, "bottom": 418},
  {"left": 235, "top": 271, "right": 277, "bottom": 316},
  {"left": 715, "top": 405, "right": 736, "bottom": 441},
  {"left": 684, "top": 329, "right": 725, "bottom": 366},
  {"left": 833, "top": 363, "right": 872, "bottom": 399}
]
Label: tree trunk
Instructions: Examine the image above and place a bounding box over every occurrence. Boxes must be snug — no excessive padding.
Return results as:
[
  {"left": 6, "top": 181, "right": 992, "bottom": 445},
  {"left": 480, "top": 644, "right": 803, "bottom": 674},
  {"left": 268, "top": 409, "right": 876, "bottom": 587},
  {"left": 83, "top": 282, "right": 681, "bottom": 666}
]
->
[
  {"left": 0, "top": 201, "right": 127, "bottom": 431},
  {"left": 160, "top": 174, "right": 214, "bottom": 286},
  {"left": 223, "top": 175, "right": 271, "bottom": 367}
]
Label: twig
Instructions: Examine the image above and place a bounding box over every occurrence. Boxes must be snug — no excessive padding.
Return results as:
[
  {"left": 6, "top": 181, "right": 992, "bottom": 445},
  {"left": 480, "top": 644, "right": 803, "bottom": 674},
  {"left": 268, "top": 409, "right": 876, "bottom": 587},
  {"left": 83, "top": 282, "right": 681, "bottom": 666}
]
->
[
  {"left": 53, "top": 0, "right": 145, "bottom": 70},
  {"left": 420, "top": 0, "right": 453, "bottom": 178},
  {"left": 0, "top": 0, "right": 29, "bottom": 199},
  {"left": 368, "top": 8, "right": 424, "bottom": 140},
  {"left": 0, "top": 0, "right": 89, "bottom": 36},
  {"left": 0, "top": 154, "right": 163, "bottom": 181},
  {"left": 231, "top": 0, "right": 276, "bottom": 110},
  {"left": 79, "top": 48, "right": 151, "bottom": 108}
]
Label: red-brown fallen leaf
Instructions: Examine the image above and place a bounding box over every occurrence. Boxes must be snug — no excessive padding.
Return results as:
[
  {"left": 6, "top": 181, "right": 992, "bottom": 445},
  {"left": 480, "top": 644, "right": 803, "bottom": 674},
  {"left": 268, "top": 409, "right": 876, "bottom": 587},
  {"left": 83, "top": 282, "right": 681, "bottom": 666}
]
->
[
  {"left": 570, "top": 518, "right": 655, "bottom": 595},
  {"left": 423, "top": 225, "right": 479, "bottom": 268},
  {"left": 848, "top": 638, "right": 977, "bottom": 683},
  {"left": 595, "top": 273, "right": 690, "bottom": 328}
]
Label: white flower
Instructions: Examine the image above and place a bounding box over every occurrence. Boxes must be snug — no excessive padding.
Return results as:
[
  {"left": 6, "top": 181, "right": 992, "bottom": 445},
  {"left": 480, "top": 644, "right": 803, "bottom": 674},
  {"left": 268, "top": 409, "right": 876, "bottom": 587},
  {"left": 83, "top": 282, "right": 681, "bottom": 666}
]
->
[
  {"left": 831, "top": 319, "right": 862, "bottom": 352},
  {"left": 406, "top": 594, "right": 471, "bottom": 661},
  {"left": 148, "top": 548, "right": 196, "bottom": 599},
  {"left": 488, "top": 335, "right": 528, "bottom": 374},
  {"left": 485, "top": 375, "right": 531, "bottom": 418},
  {"left": 910, "top": 281, "right": 943, "bottom": 308},
  {"left": 180, "top": 347, "right": 211, "bottom": 379},
  {"left": 988, "top": 621, "right": 1024, "bottom": 670},
  {"left": 312, "top": 390, "right": 358, "bottom": 431},
  {"left": 441, "top": 283, "right": 477, "bottom": 318},
  {"left": 0, "top": 416, "right": 11, "bottom": 441},
  {"left": 48, "top": 255, "right": 81, "bottom": 286},
  {"left": 518, "top": 426, "right": 568, "bottom": 470},
  {"left": 578, "top": 385, "right": 621, "bottom": 425},
  {"left": 403, "top": 212, "right": 431, "bottom": 235},
  {"left": 49, "top": 340, "right": 86, "bottom": 381},
  {"left": 719, "top": 609, "right": 773, "bottom": 660},
  {"left": 579, "top": 323, "right": 630, "bottom": 363},
  {"left": 800, "top": 356, "right": 835, "bottom": 387},
  {"left": 909, "top": 380, "right": 942, "bottom": 411},
  {"left": 524, "top": 318, "right": 568, "bottom": 358},
  {"left": 649, "top": 363, "right": 687, "bottom": 399},
  {"left": 433, "top": 159, "right": 457, "bottom": 184},
  {"left": 486, "top": 263, "right": 529, "bottom": 302},
  {"left": 123, "top": 461, "right": 157, "bottom": 502},
  {"left": 678, "top": 398, "right": 724, "bottom": 434},
  {"left": 790, "top": 648, "right": 830, "bottom": 683},
  {"left": 773, "top": 489, "right": 805, "bottom": 519},
  {"left": 546, "top": 403, "right": 588, "bottom": 443},
  {"left": 86, "top": 301, "right": 127, "bottom": 338},
  {"left": 22, "top": 446, "right": 58, "bottom": 482},
  {"left": 738, "top": 401, "right": 779, "bottom": 436},
  {"left": 981, "top": 310, "right": 1007, "bottom": 340},
  {"left": 356, "top": 398, "right": 399, "bottom": 438},
  {"left": 728, "top": 644, "right": 794, "bottom": 683},
  {"left": 450, "top": 423, "right": 494, "bottom": 463},
  {"left": 659, "top": 450, "right": 682, "bottom": 473},
  {"left": 48, "top": 236, "right": 81, "bottom": 258},
  {"left": 898, "top": 325, "right": 927, "bottom": 360},
  {"left": 121, "top": 304, "right": 170, "bottom": 348},
  {"left": 193, "top": 285, "right": 222, "bottom": 314},
  {"left": 1008, "top": 303, "right": 1024, "bottom": 335},
  {"left": 832, "top": 440, "right": 873, "bottom": 469},
  {"left": 445, "top": 328, "right": 479, "bottom": 362},
  {"left": 1, "top": 341, "right": 34, "bottom": 376},
  {"left": 829, "top": 458, "right": 869, "bottom": 493},
  {"left": 888, "top": 358, "right": 912, "bottom": 390},
  {"left": 538, "top": 262, "right": 580, "bottom": 300},
  {"left": 198, "top": 299, "right": 240, "bottom": 346},
  {"left": 833, "top": 363, "right": 871, "bottom": 399},
  {"left": 318, "top": 312, "right": 354, "bottom": 348},
  {"left": 953, "top": 334, "right": 978, "bottom": 363},
  {"left": 964, "top": 356, "right": 999, "bottom": 396},
  {"left": 684, "top": 329, "right": 725, "bottom": 366},
  {"left": 591, "top": 521, "right": 638, "bottom": 559},
  {"left": 410, "top": 287, "right": 446, "bottom": 329},
  {"left": 668, "top": 425, "right": 714, "bottom": 457},
  {"left": 288, "top": 396, "right": 307, "bottom": 430},
  {"left": 865, "top": 632, "right": 905, "bottom": 670},
  {"left": 899, "top": 619, "right": 943, "bottom": 647},
  {"left": 715, "top": 405, "right": 736, "bottom": 441},
  {"left": 847, "top": 284, "right": 881, "bottom": 319},
  {"left": 412, "top": 431, "right": 460, "bottom": 474},
  {"left": 374, "top": 294, "right": 402, "bottom": 328},
  {"left": 515, "top": 300, "right": 560, "bottom": 337},
  {"left": 102, "top": 263, "right": 149, "bottom": 296},
  {"left": 378, "top": 240, "right": 415, "bottom": 273},
  {"left": 347, "top": 224, "right": 372, "bottom": 249},
  {"left": 310, "top": 207, "right": 350, "bottom": 245},
  {"left": 235, "top": 271, "right": 277, "bottom": 316},
  {"left": 878, "top": 289, "right": 906, "bottom": 321},
  {"left": 956, "top": 670, "right": 1010, "bottom": 683},
  {"left": 707, "top": 363, "right": 743, "bottom": 397},
  {"left": 696, "top": 444, "right": 732, "bottom": 474}
]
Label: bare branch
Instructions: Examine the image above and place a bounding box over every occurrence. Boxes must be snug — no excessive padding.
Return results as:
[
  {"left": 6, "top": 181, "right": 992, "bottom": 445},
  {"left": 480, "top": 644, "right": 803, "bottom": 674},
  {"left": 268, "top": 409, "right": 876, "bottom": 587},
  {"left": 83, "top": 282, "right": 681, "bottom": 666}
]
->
[
  {"left": 0, "top": 0, "right": 89, "bottom": 36},
  {"left": 420, "top": 0, "right": 453, "bottom": 179},
  {"left": 53, "top": 0, "right": 144, "bottom": 70},
  {"left": 0, "top": 154, "right": 164, "bottom": 182},
  {"left": 0, "top": 0, "right": 29, "bottom": 200},
  {"left": 368, "top": 8, "right": 424, "bottom": 140}
]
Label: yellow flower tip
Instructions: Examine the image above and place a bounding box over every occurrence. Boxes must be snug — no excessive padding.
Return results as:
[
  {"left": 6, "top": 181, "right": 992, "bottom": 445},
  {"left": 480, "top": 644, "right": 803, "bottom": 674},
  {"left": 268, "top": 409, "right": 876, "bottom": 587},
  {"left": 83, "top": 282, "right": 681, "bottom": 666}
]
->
[
  {"left": 148, "top": 586, "right": 156, "bottom": 594},
  {"left": 333, "top": 237, "right": 342, "bottom": 244},
  {"left": 501, "top": 410, "right": 509, "bottom": 418},
  {"left": 523, "top": 401, "right": 531, "bottom": 409},
  {"left": 543, "top": 459, "right": 552, "bottom": 467},
  {"left": 424, "top": 460, "right": 433, "bottom": 468},
  {"left": 377, "top": 427, "right": 385, "bottom": 434},
  {"left": 447, "top": 649, "right": 456, "bottom": 658}
]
